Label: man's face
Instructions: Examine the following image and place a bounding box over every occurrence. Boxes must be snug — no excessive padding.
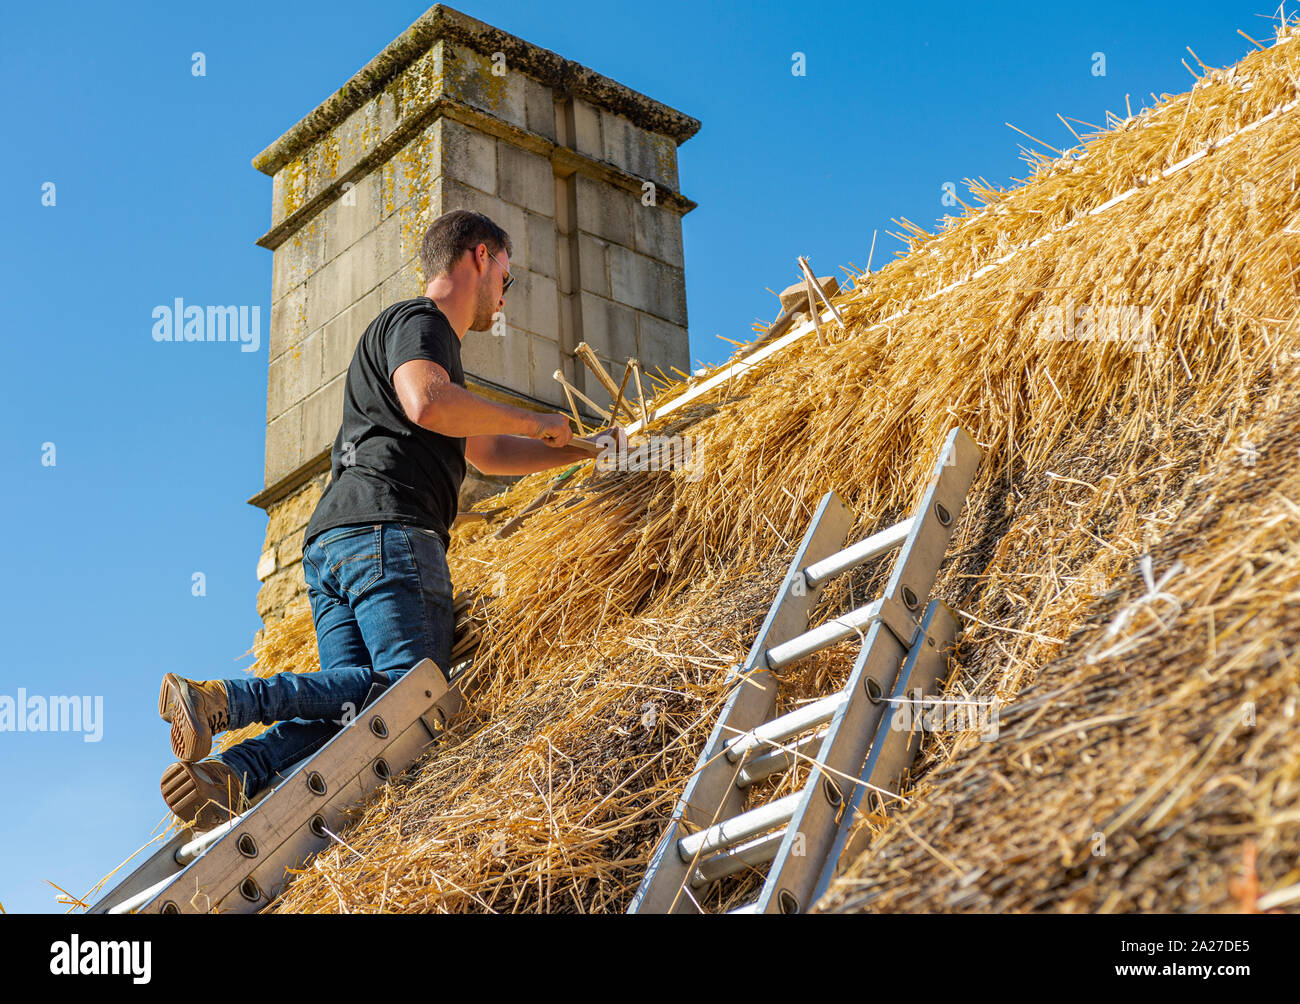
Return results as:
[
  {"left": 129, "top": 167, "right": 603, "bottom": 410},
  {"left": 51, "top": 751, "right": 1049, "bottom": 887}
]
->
[{"left": 469, "top": 245, "right": 510, "bottom": 332}]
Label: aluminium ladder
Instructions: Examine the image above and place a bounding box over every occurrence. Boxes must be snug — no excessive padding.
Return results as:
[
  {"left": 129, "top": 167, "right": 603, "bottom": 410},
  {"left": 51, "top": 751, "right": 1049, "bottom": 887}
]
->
[
  {"left": 89, "top": 658, "right": 465, "bottom": 914},
  {"left": 629, "top": 427, "right": 982, "bottom": 914}
]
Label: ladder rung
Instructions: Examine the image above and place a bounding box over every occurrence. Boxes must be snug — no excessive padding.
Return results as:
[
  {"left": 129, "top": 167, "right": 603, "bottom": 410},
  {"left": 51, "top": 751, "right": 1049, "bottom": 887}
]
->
[
  {"left": 173, "top": 814, "right": 247, "bottom": 866},
  {"left": 765, "top": 599, "right": 882, "bottom": 669},
  {"left": 802, "top": 518, "right": 914, "bottom": 588},
  {"left": 108, "top": 875, "right": 174, "bottom": 916},
  {"left": 109, "top": 811, "right": 254, "bottom": 914},
  {"left": 725, "top": 693, "right": 846, "bottom": 762},
  {"left": 677, "top": 792, "right": 802, "bottom": 861},
  {"left": 737, "top": 729, "right": 829, "bottom": 787},
  {"left": 691, "top": 829, "right": 786, "bottom": 887}
]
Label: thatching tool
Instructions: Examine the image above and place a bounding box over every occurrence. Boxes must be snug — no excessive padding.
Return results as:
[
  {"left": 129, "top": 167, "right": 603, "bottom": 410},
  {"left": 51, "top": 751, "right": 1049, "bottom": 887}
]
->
[
  {"left": 765, "top": 272, "right": 840, "bottom": 343},
  {"left": 450, "top": 505, "right": 508, "bottom": 528},
  {"left": 797, "top": 256, "right": 846, "bottom": 347},
  {"left": 573, "top": 342, "right": 626, "bottom": 424},
  {"left": 629, "top": 427, "right": 982, "bottom": 914},
  {"left": 552, "top": 369, "right": 613, "bottom": 425},
  {"left": 610, "top": 361, "right": 634, "bottom": 428},
  {"left": 628, "top": 358, "right": 651, "bottom": 426},
  {"left": 494, "top": 463, "right": 584, "bottom": 540}
]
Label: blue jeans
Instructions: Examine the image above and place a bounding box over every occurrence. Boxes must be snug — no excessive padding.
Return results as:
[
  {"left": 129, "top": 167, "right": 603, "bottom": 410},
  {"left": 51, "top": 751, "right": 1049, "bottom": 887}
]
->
[{"left": 215, "top": 522, "right": 456, "bottom": 794}]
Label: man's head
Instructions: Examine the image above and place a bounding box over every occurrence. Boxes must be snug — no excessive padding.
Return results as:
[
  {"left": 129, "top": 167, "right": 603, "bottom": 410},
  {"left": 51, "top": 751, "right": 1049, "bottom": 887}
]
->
[{"left": 420, "top": 210, "right": 513, "bottom": 332}]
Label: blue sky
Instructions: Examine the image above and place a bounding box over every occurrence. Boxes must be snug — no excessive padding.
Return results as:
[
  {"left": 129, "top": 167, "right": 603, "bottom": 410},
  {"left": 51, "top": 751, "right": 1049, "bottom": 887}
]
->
[{"left": 0, "top": 0, "right": 1284, "bottom": 913}]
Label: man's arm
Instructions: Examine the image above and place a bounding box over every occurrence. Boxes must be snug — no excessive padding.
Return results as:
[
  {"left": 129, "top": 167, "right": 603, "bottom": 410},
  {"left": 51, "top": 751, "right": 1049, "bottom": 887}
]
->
[
  {"left": 465, "top": 432, "right": 617, "bottom": 476},
  {"left": 393, "top": 358, "right": 571, "bottom": 444}
]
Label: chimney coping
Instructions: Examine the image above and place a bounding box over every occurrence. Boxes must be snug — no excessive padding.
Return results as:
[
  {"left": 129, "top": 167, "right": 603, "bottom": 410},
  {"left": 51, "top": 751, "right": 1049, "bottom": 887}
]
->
[{"left": 252, "top": 3, "right": 701, "bottom": 177}]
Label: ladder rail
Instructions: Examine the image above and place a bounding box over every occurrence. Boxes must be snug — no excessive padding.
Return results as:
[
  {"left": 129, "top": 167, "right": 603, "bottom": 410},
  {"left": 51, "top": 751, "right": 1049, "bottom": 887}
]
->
[
  {"left": 627, "top": 491, "right": 855, "bottom": 914},
  {"left": 91, "top": 658, "right": 462, "bottom": 914},
  {"left": 752, "top": 427, "right": 982, "bottom": 913},
  {"left": 810, "top": 599, "right": 959, "bottom": 904},
  {"left": 630, "top": 426, "right": 982, "bottom": 915}
]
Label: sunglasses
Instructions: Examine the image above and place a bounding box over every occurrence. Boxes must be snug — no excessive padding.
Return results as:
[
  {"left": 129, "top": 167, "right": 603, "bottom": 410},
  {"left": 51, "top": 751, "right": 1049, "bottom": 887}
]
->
[{"left": 487, "top": 250, "right": 514, "bottom": 295}]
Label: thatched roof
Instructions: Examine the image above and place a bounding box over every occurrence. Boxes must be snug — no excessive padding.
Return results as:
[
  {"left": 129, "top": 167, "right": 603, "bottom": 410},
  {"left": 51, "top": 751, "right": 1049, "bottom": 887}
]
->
[{"left": 165, "top": 17, "right": 1300, "bottom": 913}]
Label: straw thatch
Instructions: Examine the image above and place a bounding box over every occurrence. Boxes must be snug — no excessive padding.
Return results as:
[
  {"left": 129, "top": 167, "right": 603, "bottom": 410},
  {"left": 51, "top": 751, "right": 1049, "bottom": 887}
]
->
[{"left": 134, "top": 16, "right": 1300, "bottom": 913}]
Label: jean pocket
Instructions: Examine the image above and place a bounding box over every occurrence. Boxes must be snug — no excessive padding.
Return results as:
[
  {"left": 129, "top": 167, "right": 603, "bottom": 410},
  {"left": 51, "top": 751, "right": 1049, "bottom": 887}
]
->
[
  {"left": 324, "top": 525, "right": 383, "bottom": 599},
  {"left": 318, "top": 524, "right": 378, "bottom": 547},
  {"left": 401, "top": 526, "right": 454, "bottom": 596}
]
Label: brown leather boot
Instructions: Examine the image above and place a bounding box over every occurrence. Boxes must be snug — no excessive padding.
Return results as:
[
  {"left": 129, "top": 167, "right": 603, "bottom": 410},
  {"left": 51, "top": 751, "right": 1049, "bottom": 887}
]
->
[
  {"left": 160, "top": 760, "right": 247, "bottom": 832},
  {"left": 158, "top": 673, "right": 231, "bottom": 762}
]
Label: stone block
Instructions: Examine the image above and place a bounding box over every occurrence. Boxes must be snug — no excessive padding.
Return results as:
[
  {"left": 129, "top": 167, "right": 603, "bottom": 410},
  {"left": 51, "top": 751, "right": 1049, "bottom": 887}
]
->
[
  {"left": 440, "top": 117, "right": 497, "bottom": 196},
  {"left": 529, "top": 335, "right": 564, "bottom": 406},
  {"left": 324, "top": 169, "right": 383, "bottom": 264},
  {"left": 256, "top": 566, "right": 303, "bottom": 620},
  {"left": 637, "top": 313, "right": 690, "bottom": 373},
  {"left": 580, "top": 293, "right": 638, "bottom": 363},
  {"left": 574, "top": 173, "right": 635, "bottom": 247},
  {"left": 333, "top": 100, "right": 386, "bottom": 181},
  {"left": 511, "top": 269, "right": 559, "bottom": 342},
  {"left": 304, "top": 254, "right": 349, "bottom": 333},
  {"left": 265, "top": 478, "right": 325, "bottom": 541},
  {"left": 284, "top": 592, "right": 312, "bottom": 620},
  {"left": 633, "top": 203, "right": 685, "bottom": 266},
  {"left": 383, "top": 121, "right": 441, "bottom": 219},
  {"left": 267, "top": 328, "right": 322, "bottom": 423},
  {"left": 524, "top": 75, "right": 556, "bottom": 141},
  {"left": 395, "top": 189, "right": 438, "bottom": 266},
  {"left": 608, "top": 245, "right": 688, "bottom": 325},
  {"left": 497, "top": 141, "right": 555, "bottom": 216},
  {"left": 301, "top": 374, "right": 345, "bottom": 460},
  {"left": 382, "top": 258, "right": 426, "bottom": 309},
  {"left": 271, "top": 221, "right": 325, "bottom": 303},
  {"left": 269, "top": 282, "right": 309, "bottom": 363},
  {"left": 442, "top": 41, "right": 528, "bottom": 130},
  {"left": 265, "top": 405, "right": 304, "bottom": 486},
  {"left": 579, "top": 233, "right": 611, "bottom": 297},
  {"left": 277, "top": 530, "right": 304, "bottom": 568},
  {"left": 659, "top": 264, "right": 689, "bottom": 328},
  {"left": 525, "top": 210, "right": 558, "bottom": 279},
  {"left": 573, "top": 98, "right": 602, "bottom": 160},
  {"left": 307, "top": 224, "right": 394, "bottom": 333},
  {"left": 606, "top": 244, "right": 654, "bottom": 316},
  {"left": 461, "top": 327, "right": 531, "bottom": 397},
  {"left": 323, "top": 286, "right": 381, "bottom": 381}
]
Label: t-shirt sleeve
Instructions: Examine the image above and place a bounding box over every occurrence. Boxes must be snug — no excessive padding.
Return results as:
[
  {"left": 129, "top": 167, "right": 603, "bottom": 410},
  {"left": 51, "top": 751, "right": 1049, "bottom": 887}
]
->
[{"left": 385, "top": 307, "right": 457, "bottom": 384}]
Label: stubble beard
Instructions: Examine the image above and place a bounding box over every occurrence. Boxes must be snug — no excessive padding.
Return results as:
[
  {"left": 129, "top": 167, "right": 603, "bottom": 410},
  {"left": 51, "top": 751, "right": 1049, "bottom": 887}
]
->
[{"left": 468, "top": 278, "right": 497, "bottom": 332}]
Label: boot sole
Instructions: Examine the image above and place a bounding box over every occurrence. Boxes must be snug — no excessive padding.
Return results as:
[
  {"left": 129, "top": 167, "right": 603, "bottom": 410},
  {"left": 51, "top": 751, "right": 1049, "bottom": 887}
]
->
[
  {"left": 160, "top": 762, "right": 238, "bottom": 832},
  {"left": 158, "top": 673, "right": 177, "bottom": 722},
  {"left": 160, "top": 675, "right": 212, "bottom": 762}
]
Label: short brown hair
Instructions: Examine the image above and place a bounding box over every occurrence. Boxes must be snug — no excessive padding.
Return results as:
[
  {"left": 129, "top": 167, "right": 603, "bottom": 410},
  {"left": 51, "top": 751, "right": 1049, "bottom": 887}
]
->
[{"left": 419, "top": 209, "right": 513, "bottom": 280}]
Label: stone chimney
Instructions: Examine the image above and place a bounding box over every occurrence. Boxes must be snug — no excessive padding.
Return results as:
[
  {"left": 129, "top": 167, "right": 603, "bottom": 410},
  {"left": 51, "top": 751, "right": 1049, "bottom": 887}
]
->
[{"left": 248, "top": 3, "right": 699, "bottom": 632}]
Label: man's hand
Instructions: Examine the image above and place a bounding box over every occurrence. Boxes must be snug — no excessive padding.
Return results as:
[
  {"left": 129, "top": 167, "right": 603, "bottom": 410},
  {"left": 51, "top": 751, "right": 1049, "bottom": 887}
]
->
[
  {"left": 467, "top": 423, "right": 628, "bottom": 476},
  {"left": 532, "top": 412, "right": 573, "bottom": 448}
]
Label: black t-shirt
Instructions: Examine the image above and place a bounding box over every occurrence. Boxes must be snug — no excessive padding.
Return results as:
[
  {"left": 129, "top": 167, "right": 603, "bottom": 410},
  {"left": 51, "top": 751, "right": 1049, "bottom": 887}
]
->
[{"left": 304, "top": 297, "right": 466, "bottom": 551}]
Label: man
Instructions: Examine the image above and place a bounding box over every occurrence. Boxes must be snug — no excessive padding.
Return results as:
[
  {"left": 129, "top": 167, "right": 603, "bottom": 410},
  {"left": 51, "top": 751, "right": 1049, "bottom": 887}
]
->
[{"left": 158, "top": 209, "right": 616, "bottom": 829}]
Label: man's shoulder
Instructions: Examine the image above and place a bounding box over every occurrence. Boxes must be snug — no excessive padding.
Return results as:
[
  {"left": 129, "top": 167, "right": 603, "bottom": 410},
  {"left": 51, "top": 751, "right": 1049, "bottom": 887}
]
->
[
  {"left": 362, "top": 297, "right": 451, "bottom": 349},
  {"left": 379, "top": 297, "right": 451, "bottom": 328}
]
